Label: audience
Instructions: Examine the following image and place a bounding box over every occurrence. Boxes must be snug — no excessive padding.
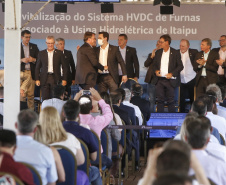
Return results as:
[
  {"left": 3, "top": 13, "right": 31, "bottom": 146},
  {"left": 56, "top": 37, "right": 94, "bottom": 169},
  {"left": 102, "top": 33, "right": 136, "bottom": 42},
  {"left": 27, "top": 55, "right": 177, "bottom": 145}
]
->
[
  {"left": 61, "top": 99, "right": 102, "bottom": 185},
  {"left": 34, "top": 125, "right": 65, "bottom": 183},
  {"left": 75, "top": 88, "right": 113, "bottom": 169},
  {"left": 38, "top": 106, "right": 89, "bottom": 185},
  {"left": 100, "top": 92, "right": 121, "bottom": 159},
  {"left": 14, "top": 109, "right": 58, "bottom": 185},
  {"left": 0, "top": 129, "right": 34, "bottom": 185},
  {"left": 41, "top": 85, "right": 66, "bottom": 115}
]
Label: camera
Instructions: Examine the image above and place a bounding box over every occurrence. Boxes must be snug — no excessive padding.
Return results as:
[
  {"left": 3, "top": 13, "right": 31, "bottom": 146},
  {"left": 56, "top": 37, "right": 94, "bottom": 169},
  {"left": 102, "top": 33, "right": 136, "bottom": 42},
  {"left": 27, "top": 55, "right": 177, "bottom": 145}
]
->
[{"left": 83, "top": 90, "right": 91, "bottom": 96}]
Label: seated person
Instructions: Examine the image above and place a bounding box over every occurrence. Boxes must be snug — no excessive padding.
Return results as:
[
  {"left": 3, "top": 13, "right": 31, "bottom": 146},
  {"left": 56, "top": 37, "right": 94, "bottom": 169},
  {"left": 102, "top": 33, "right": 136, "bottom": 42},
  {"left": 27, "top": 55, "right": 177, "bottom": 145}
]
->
[
  {"left": 38, "top": 106, "right": 89, "bottom": 185},
  {"left": 14, "top": 109, "right": 58, "bottom": 185},
  {"left": 62, "top": 99, "right": 102, "bottom": 185},
  {"left": 41, "top": 85, "right": 66, "bottom": 115},
  {"left": 0, "top": 129, "right": 34, "bottom": 185},
  {"left": 74, "top": 88, "right": 113, "bottom": 169}
]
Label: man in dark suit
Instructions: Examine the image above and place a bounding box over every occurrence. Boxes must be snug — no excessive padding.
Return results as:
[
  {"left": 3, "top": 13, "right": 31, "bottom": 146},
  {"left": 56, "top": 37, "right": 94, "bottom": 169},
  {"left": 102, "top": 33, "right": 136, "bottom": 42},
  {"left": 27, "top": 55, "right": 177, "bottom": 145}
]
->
[
  {"left": 212, "top": 35, "right": 226, "bottom": 100},
  {"left": 153, "top": 34, "right": 183, "bottom": 113},
  {"left": 20, "top": 30, "right": 39, "bottom": 110},
  {"left": 194, "top": 38, "right": 219, "bottom": 99},
  {"left": 55, "top": 38, "right": 76, "bottom": 99},
  {"left": 179, "top": 39, "right": 198, "bottom": 113},
  {"left": 118, "top": 34, "right": 139, "bottom": 83},
  {"left": 144, "top": 40, "right": 161, "bottom": 113},
  {"left": 96, "top": 32, "right": 127, "bottom": 93},
  {"left": 35, "top": 36, "right": 68, "bottom": 101},
  {"left": 75, "top": 32, "right": 105, "bottom": 90}
]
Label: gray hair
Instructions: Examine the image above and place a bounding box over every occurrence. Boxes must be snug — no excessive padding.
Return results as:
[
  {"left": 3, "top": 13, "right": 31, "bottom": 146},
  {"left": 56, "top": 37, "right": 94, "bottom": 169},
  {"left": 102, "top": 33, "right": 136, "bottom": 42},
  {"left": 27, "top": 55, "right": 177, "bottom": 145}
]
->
[
  {"left": 17, "top": 109, "right": 38, "bottom": 134},
  {"left": 56, "top": 38, "right": 65, "bottom": 44},
  {"left": 206, "top": 84, "right": 222, "bottom": 102},
  {"left": 124, "top": 88, "right": 131, "bottom": 101},
  {"left": 46, "top": 36, "right": 55, "bottom": 42}
]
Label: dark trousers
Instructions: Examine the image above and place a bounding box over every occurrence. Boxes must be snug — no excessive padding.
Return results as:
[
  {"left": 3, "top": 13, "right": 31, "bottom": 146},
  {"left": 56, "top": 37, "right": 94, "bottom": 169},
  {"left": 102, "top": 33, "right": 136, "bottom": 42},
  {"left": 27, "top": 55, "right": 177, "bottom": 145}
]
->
[
  {"left": 156, "top": 78, "right": 175, "bottom": 113},
  {"left": 41, "top": 74, "right": 56, "bottom": 101},
  {"left": 180, "top": 78, "right": 196, "bottom": 113},
  {"left": 217, "top": 75, "right": 226, "bottom": 100},
  {"left": 196, "top": 76, "right": 208, "bottom": 99},
  {"left": 97, "top": 74, "right": 118, "bottom": 93}
]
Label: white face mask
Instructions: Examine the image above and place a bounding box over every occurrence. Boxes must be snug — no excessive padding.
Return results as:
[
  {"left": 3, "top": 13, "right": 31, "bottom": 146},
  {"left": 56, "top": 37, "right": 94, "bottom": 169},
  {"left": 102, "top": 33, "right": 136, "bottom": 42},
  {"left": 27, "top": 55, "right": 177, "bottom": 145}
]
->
[{"left": 98, "top": 39, "right": 104, "bottom": 46}]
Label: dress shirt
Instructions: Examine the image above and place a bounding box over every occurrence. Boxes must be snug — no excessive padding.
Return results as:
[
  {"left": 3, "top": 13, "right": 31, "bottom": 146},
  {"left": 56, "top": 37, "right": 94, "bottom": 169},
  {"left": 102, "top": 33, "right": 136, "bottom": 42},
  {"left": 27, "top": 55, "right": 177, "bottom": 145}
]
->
[
  {"left": 180, "top": 50, "right": 196, "bottom": 83},
  {"left": 14, "top": 135, "right": 57, "bottom": 185},
  {"left": 118, "top": 46, "right": 126, "bottom": 75},
  {"left": 201, "top": 51, "right": 210, "bottom": 76},
  {"left": 206, "top": 138, "right": 226, "bottom": 162},
  {"left": 189, "top": 149, "right": 226, "bottom": 185},
  {"left": 22, "top": 43, "right": 30, "bottom": 70},
  {"left": 218, "top": 49, "right": 226, "bottom": 75},
  {"left": 123, "top": 100, "right": 143, "bottom": 126},
  {"left": 47, "top": 50, "right": 54, "bottom": 73},
  {"left": 206, "top": 112, "right": 226, "bottom": 140},
  {"left": 160, "top": 48, "right": 170, "bottom": 76},
  {"left": 41, "top": 98, "right": 66, "bottom": 115},
  {"left": 50, "top": 132, "right": 81, "bottom": 156},
  {"left": 98, "top": 44, "right": 109, "bottom": 73}
]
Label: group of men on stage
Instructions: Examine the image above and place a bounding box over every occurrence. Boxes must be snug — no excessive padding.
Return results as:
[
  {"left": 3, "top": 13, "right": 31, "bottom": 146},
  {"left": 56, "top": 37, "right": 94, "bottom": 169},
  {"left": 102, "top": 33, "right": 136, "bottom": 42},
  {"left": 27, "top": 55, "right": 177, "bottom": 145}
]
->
[{"left": 20, "top": 29, "right": 226, "bottom": 113}]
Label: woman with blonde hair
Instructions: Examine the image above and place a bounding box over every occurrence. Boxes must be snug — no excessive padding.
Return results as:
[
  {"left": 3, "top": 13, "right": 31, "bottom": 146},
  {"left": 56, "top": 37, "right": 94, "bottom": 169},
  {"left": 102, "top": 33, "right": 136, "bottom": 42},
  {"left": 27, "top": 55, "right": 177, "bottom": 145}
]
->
[{"left": 38, "top": 106, "right": 89, "bottom": 185}]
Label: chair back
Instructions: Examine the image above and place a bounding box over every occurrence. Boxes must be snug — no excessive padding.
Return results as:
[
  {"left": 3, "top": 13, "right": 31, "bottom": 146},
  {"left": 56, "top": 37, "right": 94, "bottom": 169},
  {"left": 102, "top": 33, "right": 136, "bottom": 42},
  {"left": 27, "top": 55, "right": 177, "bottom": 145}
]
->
[
  {"left": 220, "top": 133, "right": 226, "bottom": 145},
  {"left": 53, "top": 145, "right": 77, "bottom": 185},
  {"left": 101, "top": 129, "right": 109, "bottom": 156},
  {"left": 0, "top": 172, "right": 24, "bottom": 185},
  {"left": 77, "top": 139, "right": 90, "bottom": 176},
  {"left": 90, "top": 130, "right": 103, "bottom": 170},
  {"left": 20, "top": 162, "right": 42, "bottom": 185}
]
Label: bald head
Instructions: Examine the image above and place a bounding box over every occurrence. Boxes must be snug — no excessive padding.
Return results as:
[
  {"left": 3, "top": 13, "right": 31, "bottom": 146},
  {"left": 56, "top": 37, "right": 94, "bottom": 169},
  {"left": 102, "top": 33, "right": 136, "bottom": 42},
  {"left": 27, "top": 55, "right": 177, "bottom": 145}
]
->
[{"left": 180, "top": 39, "right": 190, "bottom": 53}]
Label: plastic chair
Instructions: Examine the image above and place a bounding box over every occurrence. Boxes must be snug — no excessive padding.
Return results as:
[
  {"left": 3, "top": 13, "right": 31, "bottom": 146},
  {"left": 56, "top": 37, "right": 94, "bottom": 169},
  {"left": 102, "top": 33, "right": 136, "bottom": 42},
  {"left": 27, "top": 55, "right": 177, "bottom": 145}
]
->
[
  {"left": 53, "top": 145, "right": 77, "bottom": 185},
  {"left": 0, "top": 172, "right": 24, "bottom": 185},
  {"left": 220, "top": 133, "right": 225, "bottom": 145},
  {"left": 20, "top": 162, "right": 42, "bottom": 185},
  {"left": 77, "top": 139, "right": 90, "bottom": 176}
]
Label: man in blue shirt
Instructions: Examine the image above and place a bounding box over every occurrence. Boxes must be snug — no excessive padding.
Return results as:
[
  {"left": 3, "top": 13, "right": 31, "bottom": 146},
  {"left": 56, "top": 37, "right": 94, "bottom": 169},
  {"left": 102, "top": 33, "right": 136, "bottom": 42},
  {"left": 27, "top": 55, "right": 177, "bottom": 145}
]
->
[
  {"left": 14, "top": 109, "right": 57, "bottom": 185},
  {"left": 62, "top": 100, "right": 102, "bottom": 185}
]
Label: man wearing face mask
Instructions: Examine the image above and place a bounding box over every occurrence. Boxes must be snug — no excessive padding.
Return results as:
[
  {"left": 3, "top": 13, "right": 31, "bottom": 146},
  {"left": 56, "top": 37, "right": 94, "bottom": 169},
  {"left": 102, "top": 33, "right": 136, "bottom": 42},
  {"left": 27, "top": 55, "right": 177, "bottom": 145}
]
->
[{"left": 96, "top": 32, "right": 127, "bottom": 93}]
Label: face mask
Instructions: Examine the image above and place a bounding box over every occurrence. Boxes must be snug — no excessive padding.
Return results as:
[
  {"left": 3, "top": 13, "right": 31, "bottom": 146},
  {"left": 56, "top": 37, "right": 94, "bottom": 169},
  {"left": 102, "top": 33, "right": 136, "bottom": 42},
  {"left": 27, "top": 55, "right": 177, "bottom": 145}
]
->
[{"left": 98, "top": 39, "right": 104, "bottom": 46}]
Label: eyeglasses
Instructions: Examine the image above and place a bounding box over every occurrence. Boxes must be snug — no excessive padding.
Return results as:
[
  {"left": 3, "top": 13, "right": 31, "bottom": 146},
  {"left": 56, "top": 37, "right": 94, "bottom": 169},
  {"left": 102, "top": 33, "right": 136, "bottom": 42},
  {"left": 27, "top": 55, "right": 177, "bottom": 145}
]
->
[
  {"left": 159, "top": 41, "right": 165, "bottom": 44},
  {"left": 46, "top": 43, "right": 55, "bottom": 45},
  {"left": 24, "top": 36, "right": 31, "bottom": 39}
]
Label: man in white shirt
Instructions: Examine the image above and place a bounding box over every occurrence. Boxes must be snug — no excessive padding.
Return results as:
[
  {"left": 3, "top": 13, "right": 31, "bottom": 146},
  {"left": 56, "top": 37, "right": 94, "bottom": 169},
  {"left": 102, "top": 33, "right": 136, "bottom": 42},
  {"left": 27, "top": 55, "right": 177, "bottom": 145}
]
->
[
  {"left": 41, "top": 85, "right": 66, "bottom": 115},
  {"left": 123, "top": 88, "right": 143, "bottom": 126},
  {"left": 193, "top": 38, "right": 219, "bottom": 98},
  {"left": 179, "top": 39, "right": 198, "bottom": 113},
  {"left": 96, "top": 32, "right": 127, "bottom": 93},
  {"left": 213, "top": 35, "right": 226, "bottom": 99},
  {"left": 153, "top": 34, "right": 183, "bottom": 112},
  {"left": 14, "top": 109, "right": 58, "bottom": 185},
  {"left": 185, "top": 118, "right": 226, "bottom": 185}
]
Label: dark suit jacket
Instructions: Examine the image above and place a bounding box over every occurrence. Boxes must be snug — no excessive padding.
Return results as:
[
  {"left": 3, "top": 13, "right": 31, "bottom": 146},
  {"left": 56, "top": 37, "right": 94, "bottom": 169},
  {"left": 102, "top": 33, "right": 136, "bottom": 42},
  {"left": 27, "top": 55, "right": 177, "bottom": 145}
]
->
[
  {"left": 185, "top": 48, "right": 199, "bottom": 68},
  {"left": 212, "top": 47, "right": 226, "bottom": 77},
  {"left": 113, "top": 105, "right": 130, "bottom": 126},
  {"left": 64, "top": 49, "right": 76, "bottom": 85},
  {"left": 193, "top": 50, "right": 219, "bottom": 86},
  {"left": 75, "top": 42, "right": 104, "bottom": 85},
  {"left": 130, "top": 96, "right": 151, "bottom": 123},
  {"left": 119, "top": 103, "right": 137, "bottom": 126},
  {"left": 144, "top": 53, "right": 155, "bottom": 83},
  {"left": 96, "top": 44, "right": 127, "bottom": 84},
  {"left": 124, "top": 46, "right": 139, "bottom": 78},
  {"left": 35, "top": 49, "right": 68, "bottom": 86},
  {"left": 21, "top": 43, "right": 39, "bottom": 80},
  {"left": 153, "top": 47, "right": 184, "bottom": 88}
]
